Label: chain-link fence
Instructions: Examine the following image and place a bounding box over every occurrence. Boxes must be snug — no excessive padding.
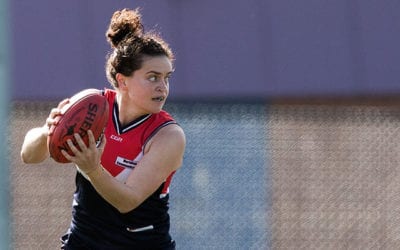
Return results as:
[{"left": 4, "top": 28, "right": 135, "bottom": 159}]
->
[
  {"left": 269, "top": 104, "right": 400, "bottom": 249},
  {"left": 9, "top": 101, "right": 400, "bottom": 249}
]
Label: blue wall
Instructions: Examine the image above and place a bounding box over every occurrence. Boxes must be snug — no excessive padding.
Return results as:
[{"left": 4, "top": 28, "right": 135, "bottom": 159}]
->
[{"left": 10, "top": 0, "right": 400, "bottom": 100}]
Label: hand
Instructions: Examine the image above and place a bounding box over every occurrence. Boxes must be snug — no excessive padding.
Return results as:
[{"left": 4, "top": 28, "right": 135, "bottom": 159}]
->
[
  {"left": 61, "top": 130, "right": 106, "bottom": 175},
  {"left": 45, "top": 98, "right": 70, "bottom": 135}
]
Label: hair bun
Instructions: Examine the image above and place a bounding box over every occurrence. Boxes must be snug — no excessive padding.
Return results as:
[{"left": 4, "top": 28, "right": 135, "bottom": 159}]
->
[{"left": 106, "top": 8, "right": 143, "bottom": 48}]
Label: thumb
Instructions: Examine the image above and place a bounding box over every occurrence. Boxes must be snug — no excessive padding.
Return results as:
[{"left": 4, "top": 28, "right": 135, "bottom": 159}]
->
[{"left": 97, "top": 134, "right": 107, "bottom": 154}]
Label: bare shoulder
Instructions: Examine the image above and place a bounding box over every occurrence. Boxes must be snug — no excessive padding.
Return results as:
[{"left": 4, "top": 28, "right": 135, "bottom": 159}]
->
[
  {"left": 158, "top": 123, "right": 185, "bottom": 139},
  {"left": 145, "top": 123, "right": 186, "bottom": 153},
  {"left": 155, "top": 123, "right": 186, "bottom": 148}
]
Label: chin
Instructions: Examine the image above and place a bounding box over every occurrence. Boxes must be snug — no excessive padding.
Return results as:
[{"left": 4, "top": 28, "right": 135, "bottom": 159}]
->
[{"left": 149, "top": 106, "right": 164, "bottom": 114}]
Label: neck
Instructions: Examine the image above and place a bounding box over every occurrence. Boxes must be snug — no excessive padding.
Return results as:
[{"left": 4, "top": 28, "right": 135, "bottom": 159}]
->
[{"left": 116, "top": 93, "right": 147, "bottom": 127}]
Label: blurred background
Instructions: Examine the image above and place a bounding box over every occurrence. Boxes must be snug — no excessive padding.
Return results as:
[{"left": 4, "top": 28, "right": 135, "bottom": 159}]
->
[{"left": 4, "top": 0, "right": 400, "bottom": 249}]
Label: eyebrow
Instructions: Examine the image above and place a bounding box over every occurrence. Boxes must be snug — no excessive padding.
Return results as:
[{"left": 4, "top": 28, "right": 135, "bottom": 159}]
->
[{"left": 146, "top": 70, "right": 174, "bottom": 75}]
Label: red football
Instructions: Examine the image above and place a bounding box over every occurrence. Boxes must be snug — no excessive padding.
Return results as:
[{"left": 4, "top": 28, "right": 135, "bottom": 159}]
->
[{"left": 47, "top": 89, "right": 109, "bottom": 163}]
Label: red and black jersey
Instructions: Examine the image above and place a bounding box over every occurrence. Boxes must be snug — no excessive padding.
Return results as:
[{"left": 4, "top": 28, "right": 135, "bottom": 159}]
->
[
  {"left": 101, "top": 89, "right": 176, "bottom": 188},
  {"left": 65, "top": 89, "right": 178, "bottom": 249}
]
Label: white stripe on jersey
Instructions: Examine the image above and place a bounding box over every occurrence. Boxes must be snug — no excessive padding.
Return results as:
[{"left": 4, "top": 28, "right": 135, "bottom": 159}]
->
[{"left": 115, "top": 151, "right": 144, "bottom": 182}]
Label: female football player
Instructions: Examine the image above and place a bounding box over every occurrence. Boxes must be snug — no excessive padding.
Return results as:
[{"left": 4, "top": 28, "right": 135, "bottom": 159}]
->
[{"left": 21, "top": 8, "right": 185, "bottom": 249}]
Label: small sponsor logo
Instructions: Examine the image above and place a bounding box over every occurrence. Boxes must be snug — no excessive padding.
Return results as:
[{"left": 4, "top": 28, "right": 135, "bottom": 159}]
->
[
  {"left": 115, "top": 156, "right": 137, "bottom": 169},
  {"left": 110, "top": 134, "right": 123, "bottom": 142}
]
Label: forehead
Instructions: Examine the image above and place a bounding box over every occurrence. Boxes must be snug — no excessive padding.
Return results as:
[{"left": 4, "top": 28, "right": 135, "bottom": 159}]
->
[{"left": 139, "top": 55, "right": 173, "bottom": 74}]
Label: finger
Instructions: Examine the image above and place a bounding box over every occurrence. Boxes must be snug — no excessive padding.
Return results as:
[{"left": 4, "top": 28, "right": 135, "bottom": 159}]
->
[
  {"left": 87, "top": 130, "right": 96, "bottom": 148},
  {"left": 45, "top": 116, "right": 60, "bottom": 136},
  {"left": 67, "top": 138, "right": 80, "bottom": 155},
  {"left": 74, "top": 133, "right": 87, "bottom": 151},
  {"left": 98, "top": 134, "right": 107, "bottom": 154},
  {"left": 50, "top": 106, "right": 63, "bottom": 118},
  {"left": 61, "top": 149, "right": 74, "bottom": 161},
  {"left": 57, "top": 98, "right": 70, "bottom": 109},
  {"left": 46, "top": 115, "right": 59, "bottom": 127}
]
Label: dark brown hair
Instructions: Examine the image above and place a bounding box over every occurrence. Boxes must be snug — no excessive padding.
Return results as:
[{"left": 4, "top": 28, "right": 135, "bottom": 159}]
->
[{"left": 105, "top": 8, "right": 174, "bottom": 87}]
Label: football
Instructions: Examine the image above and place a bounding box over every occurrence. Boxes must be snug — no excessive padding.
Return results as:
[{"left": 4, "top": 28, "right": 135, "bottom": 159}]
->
[{"left": 47, "top": 89, "right": 109, "bottom": 163}]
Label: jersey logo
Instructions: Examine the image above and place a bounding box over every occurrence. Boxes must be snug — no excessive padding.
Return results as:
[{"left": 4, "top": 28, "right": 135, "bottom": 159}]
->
[
  {"left": 110, "top": 134, "right": 123, "bottom": 142},
  {"left": 115, "top": 156, "right": 138, "bottom": 169}
]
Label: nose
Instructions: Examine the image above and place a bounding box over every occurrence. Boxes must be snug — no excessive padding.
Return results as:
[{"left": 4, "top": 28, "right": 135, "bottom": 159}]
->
[{"left": 156, "top": 79, "right": 168, "bottom": 92}]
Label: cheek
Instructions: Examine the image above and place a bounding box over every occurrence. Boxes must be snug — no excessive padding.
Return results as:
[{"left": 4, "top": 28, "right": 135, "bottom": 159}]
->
[
  {"left": 128, "top": 84, "right": 151, "bottom": 98},
  {"left": 127, "top": 86, "right": 140, "bottom": 99},
  {"left": 165, "top": 82, "right": 170, "bottom": 91}
]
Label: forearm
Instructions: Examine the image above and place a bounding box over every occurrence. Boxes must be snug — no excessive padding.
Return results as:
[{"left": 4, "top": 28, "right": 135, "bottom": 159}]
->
[
  {"left": 20, "top": 126, "right": 49, "bottom": 163},
  {"left": 86, "top": 166, "right": 142, "bottom": 213}
]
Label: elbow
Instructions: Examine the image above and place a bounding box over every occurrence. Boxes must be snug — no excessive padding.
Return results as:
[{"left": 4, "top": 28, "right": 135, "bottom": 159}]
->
[
  {"left": 117, "top": 202, "right": 139, "bottom": 214},
  {"left": 20, "top": 150, "right": 46, "bottom": 164},
  {"left": 118, "top": 208, "right": 134, "bottom": 214},
  {"left": 20, "top": 143, "right": 34, "bottom": 164},
  {"left": 20, "top": 150, "right": 30, "bottom": 164},
  {"left": 115, "top": 196, "right": 142, "bottom": 214},
  {"left": 21, "top": 152, "right": 36, "bottom": 164}
]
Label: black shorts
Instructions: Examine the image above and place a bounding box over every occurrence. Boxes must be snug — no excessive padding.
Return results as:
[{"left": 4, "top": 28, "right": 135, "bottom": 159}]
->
[{"left": 61, "top": 232, "right": 176, "bottom": 250}]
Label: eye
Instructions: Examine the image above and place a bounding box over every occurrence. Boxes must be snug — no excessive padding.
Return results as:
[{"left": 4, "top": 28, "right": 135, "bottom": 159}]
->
[
  {"left": 148, "top": 75, "right": 158, "bottom": 82},
  {"left": 165, "top": 73, "right": 173, "bottom": 82},
  {"left": 164, "top": 76, "right": 171, "bottom": 84}
]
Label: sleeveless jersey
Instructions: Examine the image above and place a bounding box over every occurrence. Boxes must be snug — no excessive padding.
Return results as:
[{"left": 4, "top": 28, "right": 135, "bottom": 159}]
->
[{"left": 66, "top": 89, "right": 178, "bottom": 249}]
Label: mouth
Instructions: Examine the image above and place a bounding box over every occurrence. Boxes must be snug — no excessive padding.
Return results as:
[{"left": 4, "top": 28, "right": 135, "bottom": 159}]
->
[{"left": 152, "top": 96, "right": 166, "bottom": 102}]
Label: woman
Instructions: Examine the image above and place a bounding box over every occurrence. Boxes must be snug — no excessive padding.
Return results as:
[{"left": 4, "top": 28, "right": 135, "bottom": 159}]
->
[{"left": 20, "top": 8, "right": 185, "bottom": 250}]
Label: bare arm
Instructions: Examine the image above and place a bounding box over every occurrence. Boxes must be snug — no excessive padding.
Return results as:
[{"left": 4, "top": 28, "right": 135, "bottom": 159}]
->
[
  {"left": 20, "top": 99, "right": 69, "bottom": 164},
  {"left": 20, "top": 125, "right": 49, "bottom": 163},
  {"left": 63, "top": 124, "right": 186, "bottom": 213}
]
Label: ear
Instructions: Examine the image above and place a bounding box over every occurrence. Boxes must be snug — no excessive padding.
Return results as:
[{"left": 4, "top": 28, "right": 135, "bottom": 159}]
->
[{"left": 115, "top": 73, "right": 127, "bottom": 90}]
